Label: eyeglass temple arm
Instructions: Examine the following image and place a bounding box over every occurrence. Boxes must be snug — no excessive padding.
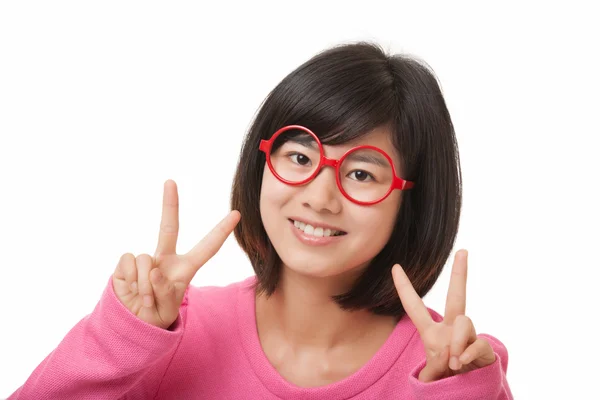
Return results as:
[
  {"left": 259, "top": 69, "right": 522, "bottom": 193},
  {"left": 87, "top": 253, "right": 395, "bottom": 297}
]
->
[
  {"left": 397, "top": 178, "right": 415, "bottom": 190},
  {"left": 259, "top": 140, "right": 269, "bottom": 153}
]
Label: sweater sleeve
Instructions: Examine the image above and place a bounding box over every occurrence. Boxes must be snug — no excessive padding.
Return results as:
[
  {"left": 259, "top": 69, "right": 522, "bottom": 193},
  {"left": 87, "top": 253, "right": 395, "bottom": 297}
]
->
[
  {"left": 8, "top": 276, "right": 188, "bottom": 400},
  {"left": 408, "top": 334, "right": 513, "bottom": 400}
]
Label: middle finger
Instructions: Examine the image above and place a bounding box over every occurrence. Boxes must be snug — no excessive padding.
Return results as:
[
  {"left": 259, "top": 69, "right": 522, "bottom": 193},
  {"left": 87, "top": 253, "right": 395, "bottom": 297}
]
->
[
  {"left": 391, "top": 264, "right": 433, "bottom": 335},
  {"left": 178, "top": 210, "right": 241, "bottom": 282},
  {"left": 155, "top": 180, "right": 180, "bottom": 256},
  {"left": 444, "top": 249, "right": 468, "bottom": 325}
]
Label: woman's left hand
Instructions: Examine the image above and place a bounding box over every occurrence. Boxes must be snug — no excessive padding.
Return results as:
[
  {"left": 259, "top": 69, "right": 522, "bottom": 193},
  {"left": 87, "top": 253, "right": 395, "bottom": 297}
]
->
[{"left": 391, "top": 249, "right": 496, "bottom": 382}]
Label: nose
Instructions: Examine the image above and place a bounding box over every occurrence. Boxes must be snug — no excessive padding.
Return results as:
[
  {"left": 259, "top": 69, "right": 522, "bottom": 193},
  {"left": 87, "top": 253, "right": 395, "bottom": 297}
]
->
[{"left": 301, "top": 166, "right": 342, "bottom": 214}]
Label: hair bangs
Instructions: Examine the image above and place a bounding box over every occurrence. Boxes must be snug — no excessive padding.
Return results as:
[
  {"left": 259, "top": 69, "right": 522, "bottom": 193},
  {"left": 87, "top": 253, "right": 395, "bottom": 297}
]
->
[{"left": 262, "top": 44, "right": 399, "bottom": 146}]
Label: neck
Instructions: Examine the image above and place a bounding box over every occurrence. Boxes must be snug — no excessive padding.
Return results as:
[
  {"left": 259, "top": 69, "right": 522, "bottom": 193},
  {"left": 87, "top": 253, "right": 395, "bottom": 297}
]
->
[{"left": 255, "top": 266, "right": 395, "bottom": 349}]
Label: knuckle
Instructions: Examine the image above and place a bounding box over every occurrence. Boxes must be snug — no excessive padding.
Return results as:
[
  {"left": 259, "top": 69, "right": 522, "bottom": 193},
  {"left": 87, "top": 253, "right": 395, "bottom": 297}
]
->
[
  {"left": 149, "top": 267, "right": 160, "bottom": 282},
  {"left": 422, "top": 330, "right": 439, "bottom": 345},
  {"left": 432, "top": 347, "right": 444, "bottom": 359},
  {"left": 117, "top": 253, "right": 136, "bottom": 274},
  {"left": 164, "top": 201, "right": 179, "bottom": 209},
  {"left": 160, "top": 223, "right": 178, "bottom": 234},
  {"left": 120, "top": 253, "right": 136, "bottom": 264},
  {"left": 449, "top": 340, "right": 463, "bottom": 354},
  {"left": 446, "top": 292, "right": 464, "bottom": 304},
  {"left": 460, "top": 350, "right": 472, "bottom": 364},
  {"left": 136, "top": 254, "right": 153, "bottom": 269},
  {"left": 210, "top": 229, "right": 227, "bottom": 244},
  {"left": 479, "top": 338, "right": 492, "bottom": 351},
  {"left": 450, "top": 268, "right": 465, "bottom": 278},
  {"left": 153, "top": 253, "right": 167, "bottom": 265},
  {"left": 215, "top": 220, "right": 233, "bottom": 238},
  {"left": 454, "top": 314, "right": 471, "bottom": 327}
]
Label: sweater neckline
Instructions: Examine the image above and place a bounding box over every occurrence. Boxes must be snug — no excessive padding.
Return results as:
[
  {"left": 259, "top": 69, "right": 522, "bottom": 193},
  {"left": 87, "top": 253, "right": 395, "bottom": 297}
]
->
[{"left": 236, "top": 276, "right": 418, "bottom": 399}]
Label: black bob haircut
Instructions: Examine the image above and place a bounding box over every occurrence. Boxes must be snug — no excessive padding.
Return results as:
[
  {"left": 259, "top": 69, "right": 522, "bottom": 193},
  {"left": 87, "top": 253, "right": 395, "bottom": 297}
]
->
[{"left": 231, "top": 42, "right": 462, "bottom": 317}]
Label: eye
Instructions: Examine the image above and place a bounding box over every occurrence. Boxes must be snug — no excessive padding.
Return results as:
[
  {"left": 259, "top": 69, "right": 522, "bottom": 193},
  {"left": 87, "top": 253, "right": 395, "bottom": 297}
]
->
[
  {"left": 289, "top": 152, "right": 312, "bottom": 166},
  {"left": 348, "top": 170, "right": 375, "bottom": 182}
]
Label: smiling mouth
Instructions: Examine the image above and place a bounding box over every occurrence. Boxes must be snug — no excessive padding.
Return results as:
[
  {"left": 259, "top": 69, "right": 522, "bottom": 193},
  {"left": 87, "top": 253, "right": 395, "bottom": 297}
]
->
[{"left": 288, "top": 219, "right": 347, "bottom": 237}]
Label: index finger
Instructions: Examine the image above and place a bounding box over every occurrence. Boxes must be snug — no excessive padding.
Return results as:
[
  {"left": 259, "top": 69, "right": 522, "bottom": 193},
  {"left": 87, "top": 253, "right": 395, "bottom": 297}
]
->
[
  {"left": 181, "top": 210, "right": 241, "bottom": 276},
  {"left": 444, "top": 249, "right": 468, "bottom": 325},
  {"left": 392, "top": 264, "right": 433, "bottom": 334},
  {"left": 155, "top": 180, "right": 180, "bottom": 256}
]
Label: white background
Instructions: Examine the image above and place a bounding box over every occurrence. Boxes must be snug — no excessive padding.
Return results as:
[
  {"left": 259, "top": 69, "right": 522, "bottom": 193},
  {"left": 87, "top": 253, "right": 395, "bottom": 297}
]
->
[{"left": 1, "top": 1, "right": 598, "bottom": 399}]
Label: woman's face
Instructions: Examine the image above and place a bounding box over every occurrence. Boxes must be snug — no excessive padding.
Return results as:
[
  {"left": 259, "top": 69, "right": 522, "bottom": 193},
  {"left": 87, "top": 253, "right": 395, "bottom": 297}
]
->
[{"left": 259, "top": 126, "right": 404, "bottom": 283}]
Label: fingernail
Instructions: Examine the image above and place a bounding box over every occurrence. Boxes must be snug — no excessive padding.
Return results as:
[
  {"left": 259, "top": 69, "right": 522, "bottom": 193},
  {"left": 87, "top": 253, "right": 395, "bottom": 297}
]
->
[
  {"left": 143, "top": 295, "right": 153, "bottom": 308},
  {"left": 130, "top": 282, "right": 138, "bottom": 293},
  {"left": 449, "top": 356, "right": 462, "bottom": 370}
]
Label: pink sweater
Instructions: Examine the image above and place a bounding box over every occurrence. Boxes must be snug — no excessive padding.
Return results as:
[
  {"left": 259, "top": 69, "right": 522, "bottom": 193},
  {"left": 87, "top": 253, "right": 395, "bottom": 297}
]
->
[{"left": 9, "top": 276, "right": 513, "bottom": 399}]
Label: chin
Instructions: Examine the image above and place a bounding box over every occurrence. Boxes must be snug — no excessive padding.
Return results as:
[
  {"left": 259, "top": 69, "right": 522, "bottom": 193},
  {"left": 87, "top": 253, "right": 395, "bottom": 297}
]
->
[
  {"left": 279, "top": 255, "right": 343, "bottom": 278},
  {"left": 281, "top": 254, "right": 366, "bottom": 282}
]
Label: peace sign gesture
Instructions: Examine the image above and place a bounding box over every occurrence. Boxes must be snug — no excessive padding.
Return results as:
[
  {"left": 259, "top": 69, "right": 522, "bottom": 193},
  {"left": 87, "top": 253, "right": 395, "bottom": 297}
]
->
[
  {"left": 112, "top": 180, "right": 241, "bottom": 329},
  {"left": 392, "top": 250, "right": 496, "bottom": 382}
]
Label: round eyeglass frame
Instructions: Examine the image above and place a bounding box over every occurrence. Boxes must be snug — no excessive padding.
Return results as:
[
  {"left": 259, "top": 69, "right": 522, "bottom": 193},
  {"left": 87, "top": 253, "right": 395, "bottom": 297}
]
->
[{"left": 258, "top": 125, "right": 415, "bottom": 206}]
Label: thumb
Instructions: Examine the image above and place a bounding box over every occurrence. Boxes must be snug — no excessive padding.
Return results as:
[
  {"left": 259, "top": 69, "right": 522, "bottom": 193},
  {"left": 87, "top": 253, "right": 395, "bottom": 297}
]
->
[
  {"left": 150, "top": 268, "right": 180, "bottom": 327},
  {"left": 418, "top": 346, "right": 451, "bottom": 382}
]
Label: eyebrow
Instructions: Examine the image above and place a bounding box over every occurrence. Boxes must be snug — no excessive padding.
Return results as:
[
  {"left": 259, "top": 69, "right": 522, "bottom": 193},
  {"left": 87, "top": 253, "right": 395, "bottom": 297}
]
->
[
  {"left": 287, "top": 135, "right": 319, "bottom": 149},
  {"left": 345, "top": 151, "right": 391, "bottom": 168},
  {"left": 284, "top": 134, "right": 392, "bottom": 168}
]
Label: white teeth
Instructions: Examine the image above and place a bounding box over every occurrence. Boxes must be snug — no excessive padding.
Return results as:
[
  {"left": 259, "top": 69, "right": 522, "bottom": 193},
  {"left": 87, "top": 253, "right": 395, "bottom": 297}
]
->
[{"left": 292, "top": 220, "right": 341, "bottom": 237}]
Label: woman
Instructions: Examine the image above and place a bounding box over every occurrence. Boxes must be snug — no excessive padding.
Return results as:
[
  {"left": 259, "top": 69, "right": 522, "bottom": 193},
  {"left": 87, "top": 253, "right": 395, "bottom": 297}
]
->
[{"left": 10, "top": 42, "right": 512, "bottom": 399}]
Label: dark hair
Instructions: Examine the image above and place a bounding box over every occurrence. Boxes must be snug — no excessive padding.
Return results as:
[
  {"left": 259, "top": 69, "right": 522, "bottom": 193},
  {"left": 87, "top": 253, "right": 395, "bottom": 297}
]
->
[{"left": 231, "top": 42, "right": 462, "bottom": 317}]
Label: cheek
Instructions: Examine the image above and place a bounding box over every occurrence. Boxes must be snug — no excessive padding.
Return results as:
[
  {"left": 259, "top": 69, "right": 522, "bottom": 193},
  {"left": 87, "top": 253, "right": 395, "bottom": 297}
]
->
[
  {"left": 357, "top": 212, "right": 395, "bottom": 239},
  {"left": 352, "top": 195, "right": 402, "bottom": 241},
  {"left": 259, "top": 166, "right": 294, "bottom": 224}
]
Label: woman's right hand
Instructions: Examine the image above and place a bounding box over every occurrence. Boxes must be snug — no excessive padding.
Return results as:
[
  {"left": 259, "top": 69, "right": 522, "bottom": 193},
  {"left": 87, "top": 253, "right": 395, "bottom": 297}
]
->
[{"left": 112, "top": 179, "right": 241, "bottom": 329}]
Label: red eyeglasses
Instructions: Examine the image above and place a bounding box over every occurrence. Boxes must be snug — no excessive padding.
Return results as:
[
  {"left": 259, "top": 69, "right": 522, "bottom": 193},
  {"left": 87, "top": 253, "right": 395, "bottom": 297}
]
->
[{"left": 259, "top": 125, "right": 415, "bottom": 205}]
